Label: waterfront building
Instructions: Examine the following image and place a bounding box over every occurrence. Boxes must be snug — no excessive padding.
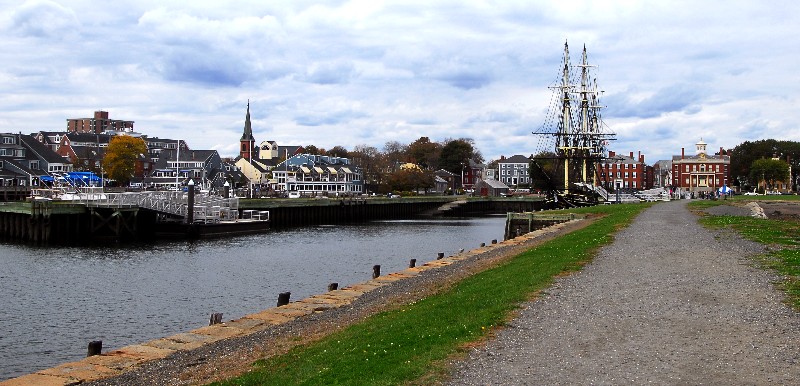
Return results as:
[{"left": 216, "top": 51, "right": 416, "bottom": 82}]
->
[
  {"left": 67, "top": 110, "right": 134, "bottom": 134},
  {"left": 473, "top": 178, "right": 509, "bottom": 197},
  {"left": 1, "top": 133, "right": 72, "bottom": 186},
  {"left": 497, "top": 155, "right": 531, "bottom": 188},
  {"left": 147, "top": 148, "right": 227, "bottom": 190},
  {"left": 596, "top": 151, "right": 651, "bottom": 190},
  {"left": 434, "top": 169, "right": 457, "bottom": 193},
  {"left": 270, "top": 154, "right": 363, "bottom": 196},
  {"left": 671, "top": 139, "right": 731, "bottom": 194},
  {"left": 462, "top": 159, "right": 485, "bottom": 190}
]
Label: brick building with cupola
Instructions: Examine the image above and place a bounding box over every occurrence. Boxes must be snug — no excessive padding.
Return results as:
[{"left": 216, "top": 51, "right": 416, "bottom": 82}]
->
[{"left": 671, "top": 139, "right": 731, "bottom": 194}]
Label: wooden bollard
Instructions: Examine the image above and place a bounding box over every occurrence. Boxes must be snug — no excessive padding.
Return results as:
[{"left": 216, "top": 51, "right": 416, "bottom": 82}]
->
[
  {"left": 328, "top": 282, "right": 339, "bottom": 291},
  {"left": 372, "top": 264, "right": 381, "bottom": 279},
  {"left": 409, "top": 258, "right": 416, "bottom": 268},
  {"left": 209, "top": 312, "right": 223, "bottom": 325},
  {"left": 480, "top": 242, "right": 486, "bottom": 247},
  {"left": 437, "top": 252, "right": 445, "bottom": 260},
  {"left": 277, "top": 292, "right": 291, "bottom": 306},
  {"left": 87, "top": 340, "right": 102, "bottom": 357},
  {"left": 491, "top": 239, "right": 497, "bottom": 244}
]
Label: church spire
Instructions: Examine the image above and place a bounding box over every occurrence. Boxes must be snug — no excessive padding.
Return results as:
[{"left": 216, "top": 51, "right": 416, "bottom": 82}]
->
[
  {"left": 240, "top": 100, "right": 255, "bottom": 142},
  {"left": 239, "top": 100, "right": 256, "bottom": 160}
]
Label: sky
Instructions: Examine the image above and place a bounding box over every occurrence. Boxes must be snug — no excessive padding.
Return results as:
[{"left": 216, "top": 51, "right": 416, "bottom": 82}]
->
[{"left": 1, "top": 0, "right": 799, "bottom": 163}]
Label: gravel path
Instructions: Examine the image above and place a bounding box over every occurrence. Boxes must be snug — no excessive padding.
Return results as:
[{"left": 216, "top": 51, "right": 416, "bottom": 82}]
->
[{"left": 447, "top": 200, "right": 800, "bottom": 385}]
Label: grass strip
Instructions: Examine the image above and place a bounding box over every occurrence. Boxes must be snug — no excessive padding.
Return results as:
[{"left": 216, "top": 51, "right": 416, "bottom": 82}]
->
[
  {"left": 690, "top": 200, "right": 800, "bottom": 309},
  {"left": 212, "top": 203, "right": 649, "bottom": 386}
]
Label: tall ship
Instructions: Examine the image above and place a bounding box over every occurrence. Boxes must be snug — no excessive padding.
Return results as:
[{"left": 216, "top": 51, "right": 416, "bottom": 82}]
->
[{"left": 532, "top": 41, "right": 616, "bottom": 207}]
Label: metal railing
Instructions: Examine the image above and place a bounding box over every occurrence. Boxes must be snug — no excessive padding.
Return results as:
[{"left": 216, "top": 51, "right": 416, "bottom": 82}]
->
[{"left": 53, "top": 189, "right": 242, "bottom": 222}]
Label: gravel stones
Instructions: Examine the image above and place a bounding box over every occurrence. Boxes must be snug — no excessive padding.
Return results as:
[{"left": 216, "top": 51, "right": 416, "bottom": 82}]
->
[{"left": 447, "top": 200, "right": 800, "bottom": 385}]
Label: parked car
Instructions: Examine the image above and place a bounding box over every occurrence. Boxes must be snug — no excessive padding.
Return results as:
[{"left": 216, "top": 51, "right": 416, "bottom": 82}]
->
[
  {"left": 288, "top": 191, "right": 301, "bottom": 198},
  {"left": 743, "top": 191, "right": 759, "bottom": 196}
]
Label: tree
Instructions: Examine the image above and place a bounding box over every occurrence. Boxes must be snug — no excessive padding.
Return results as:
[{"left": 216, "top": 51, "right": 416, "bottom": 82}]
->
[
  {"left": 729, "top": 139, "right": 800, "bottom": 190},
  {"left": 383, "top": 141, "right": 408, "bottom": 172},
  {"left": 350, "top": 144, "right": 384, "bottom": 191},
  {"left": 407, "top": 136, "right": 441, "bottom": 170},
  {"left": 103, "top": 136, "right": 147, "bottom": 186},
  {"left": 385, "top": 168, "right": 434, "bottom": 193},
  {"left": 438, "top": 138, "right": 482, "bottom": 174},
  {"left": 303, "top": 145, "right": 321, "bottom": 155},
  {"left": 529, "top": 151, "right": 559, "bottom": 192},
  {"left": 749, "top": 158, "right": 790, "bottom": 192},
  {"left": 326, "top": 145, "right": 349, "bottom": 158}
]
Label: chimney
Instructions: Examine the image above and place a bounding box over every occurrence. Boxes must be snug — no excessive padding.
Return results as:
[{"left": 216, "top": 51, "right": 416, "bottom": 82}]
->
[
  {"left": 500, "top": 155, "right": 506, "bottom": 160},
  {"left": 720, "top": 147, "right": 724, "bottom": 156},
  {"left": 639, "top": 154, "right": 645, "bottom": 164},
  {"left": 629, "top": 152, "right": 634, "bottom": 159},
  {"left": 681, "top": 148, "right": 685, "bottom": 159},
  {"left": 609, "top": 151, "right": 615, "bottom": 157}
]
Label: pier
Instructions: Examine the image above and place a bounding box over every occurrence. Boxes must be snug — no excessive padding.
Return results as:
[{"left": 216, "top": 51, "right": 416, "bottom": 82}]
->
[{"left": 0, "top": 194, "right": 549, "bottom": 244}]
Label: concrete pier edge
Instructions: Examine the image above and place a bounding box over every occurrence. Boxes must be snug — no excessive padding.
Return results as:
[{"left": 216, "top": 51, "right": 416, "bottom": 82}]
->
[{"left": 0, "top": 219, "right": 583, "bottom": 386}]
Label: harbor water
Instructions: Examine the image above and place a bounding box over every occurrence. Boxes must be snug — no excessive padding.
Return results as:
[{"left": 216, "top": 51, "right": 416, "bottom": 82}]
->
[{"left": 0, "top": 215, "right": 506, "bottom": 380}]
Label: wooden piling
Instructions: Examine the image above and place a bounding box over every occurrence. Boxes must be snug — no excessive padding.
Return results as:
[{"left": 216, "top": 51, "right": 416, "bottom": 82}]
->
[
  {"left": 209, "top": 313, "right": 223, "bottom": 325},
  {"left": 277, "top": 292, "right": 291, "bottom": 306},
  {"left": 491, "top": 239, "right": 497, "bottom": 244},
  {"left": 87, "top": 340, "right": 102, "bottom": 357},
  {"left": 328, "top": 282, "right": 339, "bottom": 291},
  {"left": 409, "top": 258, "right": 416, "bottom": 268},
  {"left": 480, "top": 242, "right": 485, "bottom": 247},
  {"left": 437, "top": 252, "right": 444, "bottom": 260},
  {"left": 372, "top": 264, "right": 381, "bottom": 279}
]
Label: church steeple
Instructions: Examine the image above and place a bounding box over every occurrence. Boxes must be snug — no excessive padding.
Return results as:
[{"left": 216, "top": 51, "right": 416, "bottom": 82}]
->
[{"left": 240, "top": 100, "right": 256, "bottom": 159}]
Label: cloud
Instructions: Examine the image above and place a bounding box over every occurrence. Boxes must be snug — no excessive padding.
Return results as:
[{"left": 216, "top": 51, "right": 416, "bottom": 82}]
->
[
  {"left": 294, "top": 109, "right": 367, "bottom": 127},
  {"left": 604, "top": 84, "right": 704, "bottom": 119},
  {"left": 8, "top": 0, "right": 79, "bottom": 39},
  {"left": 304, "top": 61, "right": 358, "bottom": 84}
]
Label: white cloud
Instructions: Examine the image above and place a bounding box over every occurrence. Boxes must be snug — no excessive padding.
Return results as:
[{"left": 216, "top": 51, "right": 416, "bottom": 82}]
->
[{"left": 0, "top": 0, "right": 799, "bottom": 165}]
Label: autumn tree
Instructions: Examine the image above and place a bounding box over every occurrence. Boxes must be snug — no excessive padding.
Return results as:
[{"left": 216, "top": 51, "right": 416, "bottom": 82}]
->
[
  {"left": 383, "top": 141, "right": 408, "bottom": 172},
  {"left": 103, "top": 135, "right": 147, "bottom": 186},
  {"left": 350, "top": 144, "right": 383, "bottom": 190}
]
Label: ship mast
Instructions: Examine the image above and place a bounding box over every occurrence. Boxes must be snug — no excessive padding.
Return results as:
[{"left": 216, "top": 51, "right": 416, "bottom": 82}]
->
[
  {"left": 533, "top": 41, "right": 615, "bottom": 201},
  {"left": 555, "top": 41, "right": 574, "bottom": 191}
]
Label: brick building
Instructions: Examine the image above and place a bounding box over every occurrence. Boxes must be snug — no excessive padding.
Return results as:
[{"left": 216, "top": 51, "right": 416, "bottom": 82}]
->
[
  {"left": 67, "top": 111, "right": 134, "bottom": 134},
  {"left": 671, "top": 139, "right": 731, "bottom": 194},
  {"left": 596, "top": 151, "right": 651, "bottom": 190}
]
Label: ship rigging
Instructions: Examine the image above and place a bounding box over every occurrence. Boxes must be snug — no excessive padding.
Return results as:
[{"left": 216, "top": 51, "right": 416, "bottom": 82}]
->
[{"left": 532, "top": 41, "right": 616, "bottom": 206}]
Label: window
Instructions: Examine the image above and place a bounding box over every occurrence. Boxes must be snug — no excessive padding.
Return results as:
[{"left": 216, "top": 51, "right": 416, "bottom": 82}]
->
[
  {"left": 633, "top": 172, "right": 637, "bottom": 178},
  {"left": 30, "top": 161, "right": 39, "bottom": 170},
  {"left": 685, "top": 165, "right": 689, "bottom": 172},
  {"left": 2, "top": 136, "right": 14, "bottom": 144}
]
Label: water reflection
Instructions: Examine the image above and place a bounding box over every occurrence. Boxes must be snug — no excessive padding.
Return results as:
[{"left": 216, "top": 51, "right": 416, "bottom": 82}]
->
[{"left": 0, "top": 215, "right": 505, "bottom": 380}]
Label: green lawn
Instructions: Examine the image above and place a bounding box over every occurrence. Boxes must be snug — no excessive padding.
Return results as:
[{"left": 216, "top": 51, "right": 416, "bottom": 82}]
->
[{"left": 211, "top": 203, "right": 650, "bottom": 386}]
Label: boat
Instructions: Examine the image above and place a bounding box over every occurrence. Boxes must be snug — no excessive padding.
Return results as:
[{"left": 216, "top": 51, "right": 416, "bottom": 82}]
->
[{"left": 532, "top": 41, "right": 616, "bottom": 207}]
